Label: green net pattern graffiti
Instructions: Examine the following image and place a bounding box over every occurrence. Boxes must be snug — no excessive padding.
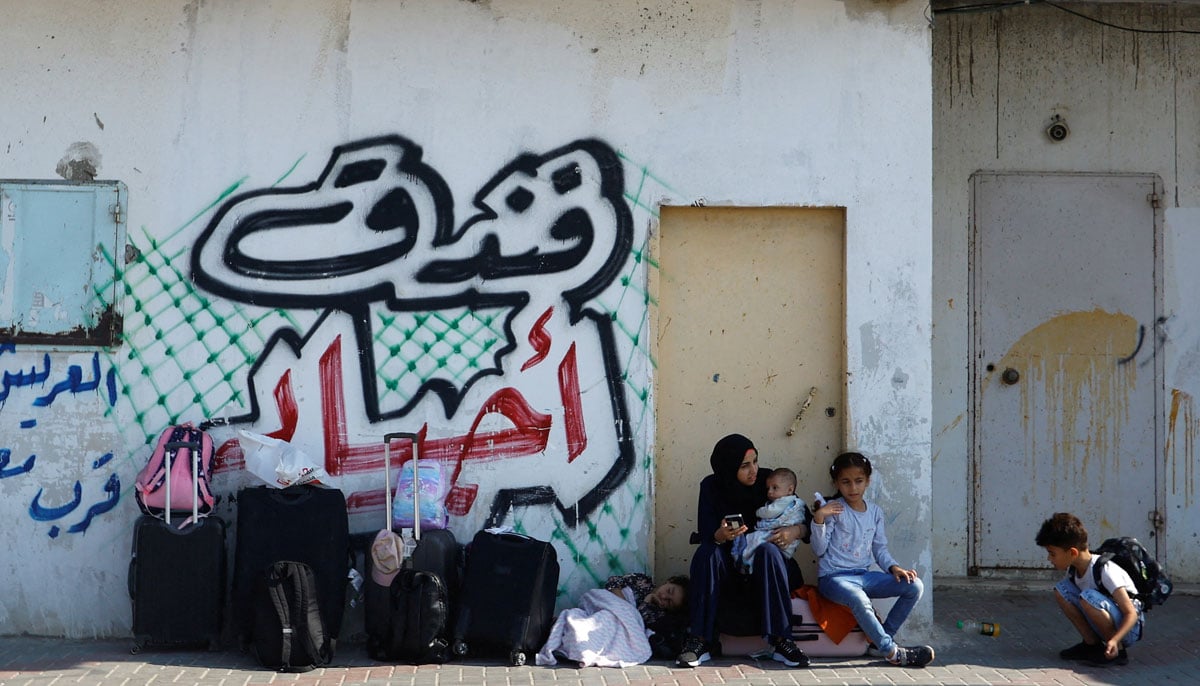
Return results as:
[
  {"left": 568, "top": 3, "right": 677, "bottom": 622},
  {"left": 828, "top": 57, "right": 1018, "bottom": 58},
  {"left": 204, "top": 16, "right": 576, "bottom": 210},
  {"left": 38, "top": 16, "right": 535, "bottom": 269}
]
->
[
  {"left": 90, "top": 151, "right": 671, "bottom": 601},
  {"left": 96, "top": 229, "right": 307, "bottom": 448},
  {"left": 372, "top": 309, "right": 506, "bottom": 405}
]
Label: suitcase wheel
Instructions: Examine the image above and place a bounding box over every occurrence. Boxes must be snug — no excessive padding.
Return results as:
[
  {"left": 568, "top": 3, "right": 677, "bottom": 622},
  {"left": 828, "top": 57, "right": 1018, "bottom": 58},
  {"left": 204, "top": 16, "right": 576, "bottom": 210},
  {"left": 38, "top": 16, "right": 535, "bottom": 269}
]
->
[
  {"left": 452, "top": 640, "right": 469, "bottom": 658},
  {"left": 510, "top": 649, "right": 527, "bottom": 667},
  {"left": 130, "top": 642, "right": 142, "bottom": 655}
]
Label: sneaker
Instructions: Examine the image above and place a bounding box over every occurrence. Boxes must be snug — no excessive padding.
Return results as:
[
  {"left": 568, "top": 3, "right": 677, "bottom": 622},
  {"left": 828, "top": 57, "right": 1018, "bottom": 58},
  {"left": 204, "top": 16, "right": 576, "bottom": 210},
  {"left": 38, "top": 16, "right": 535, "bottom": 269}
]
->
[
  {"left": 1088, "top": 648, "right": 1129, "bottom": 667},
  {"left": 768, "top": 635, "right": 810, "bottom": 667},
  {"left": 888, "top": 644, "right": 935, "bottom": 667},
  {"left": 867, "top": 645, "right": 891, "bottom": 659},
  {"left": 1059, "top": 641, "right": 1102, "bottom": 661},
  {"left": 675, "top": 636, "right": 711, "bottom": 668}
]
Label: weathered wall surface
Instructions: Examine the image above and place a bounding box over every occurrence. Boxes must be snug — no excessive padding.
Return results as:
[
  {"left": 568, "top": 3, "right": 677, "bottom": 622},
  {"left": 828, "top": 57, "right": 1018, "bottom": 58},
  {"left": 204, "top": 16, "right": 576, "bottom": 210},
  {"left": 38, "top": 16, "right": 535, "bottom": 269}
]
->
[
  {"left": 0, "top": 0, "right": 932, "bottom": 638},
  {"left": 933, "top": 3, "right": 1200, "bottom": 576}
]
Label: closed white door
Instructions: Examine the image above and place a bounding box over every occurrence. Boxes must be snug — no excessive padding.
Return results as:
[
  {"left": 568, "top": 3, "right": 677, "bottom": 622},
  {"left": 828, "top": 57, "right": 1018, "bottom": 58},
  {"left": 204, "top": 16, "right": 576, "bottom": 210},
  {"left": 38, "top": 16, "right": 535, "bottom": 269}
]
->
[{"left": 972, "top": 172, "right": 1163, "bottom": 570}]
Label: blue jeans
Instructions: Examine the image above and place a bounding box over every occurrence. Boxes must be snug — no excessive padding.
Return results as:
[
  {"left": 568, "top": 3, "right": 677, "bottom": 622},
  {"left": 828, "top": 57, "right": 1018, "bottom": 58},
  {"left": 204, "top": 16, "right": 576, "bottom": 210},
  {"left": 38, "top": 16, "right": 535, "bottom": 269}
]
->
[
  {"left": 1054, "top": 578, "right": 1143, "bottom": 646},
  {"left": 817, "top": 570, "right": 924, "bottom": 655}
]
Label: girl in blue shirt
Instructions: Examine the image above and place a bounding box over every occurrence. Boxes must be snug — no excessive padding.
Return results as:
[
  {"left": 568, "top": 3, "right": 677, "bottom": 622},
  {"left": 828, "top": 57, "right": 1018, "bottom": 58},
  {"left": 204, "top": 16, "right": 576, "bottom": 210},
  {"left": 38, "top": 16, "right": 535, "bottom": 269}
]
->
[{"left": 810, "top": 452, "right": 935, "bottom": 668}]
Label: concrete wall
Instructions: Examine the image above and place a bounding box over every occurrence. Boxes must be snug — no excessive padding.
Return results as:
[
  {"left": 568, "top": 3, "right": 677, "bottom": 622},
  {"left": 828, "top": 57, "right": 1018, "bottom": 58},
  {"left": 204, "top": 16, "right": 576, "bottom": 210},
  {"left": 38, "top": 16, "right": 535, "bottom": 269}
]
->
[
  {"left": 933, "top": 3, "right": 1200, "bottom": 577},
  {"left": 0, "top": 0, "right": 932, "bottom": 638}
]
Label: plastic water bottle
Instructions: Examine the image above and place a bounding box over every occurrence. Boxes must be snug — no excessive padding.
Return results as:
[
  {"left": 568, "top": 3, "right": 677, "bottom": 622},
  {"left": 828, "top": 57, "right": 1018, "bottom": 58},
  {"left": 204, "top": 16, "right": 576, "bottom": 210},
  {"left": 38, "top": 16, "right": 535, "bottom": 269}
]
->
[
  {"left": 957, "top": 619, "right": 1000, "bottom": 636},
  {"left": 400, "top": 528, "right": 417, "bottom": 567}
]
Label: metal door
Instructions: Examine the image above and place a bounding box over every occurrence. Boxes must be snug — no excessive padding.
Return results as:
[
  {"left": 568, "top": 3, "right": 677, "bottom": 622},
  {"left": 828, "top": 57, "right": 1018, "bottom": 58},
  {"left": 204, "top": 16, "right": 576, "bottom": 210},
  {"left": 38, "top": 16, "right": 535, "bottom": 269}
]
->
[
  {"left": 653, "top": 207, "right": 845, "bottom": 583},
  {"left": 0, "top": 180, "right": 125, "bottom": 346},
  {"left": 972, "top": 172, "right": 1162, "bottom": 570}
]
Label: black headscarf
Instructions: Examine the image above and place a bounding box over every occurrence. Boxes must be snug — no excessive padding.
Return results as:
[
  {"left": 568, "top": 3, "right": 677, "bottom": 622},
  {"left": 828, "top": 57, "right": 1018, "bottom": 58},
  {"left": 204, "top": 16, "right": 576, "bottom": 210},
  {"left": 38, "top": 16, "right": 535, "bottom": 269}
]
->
[{"left": 709, "top": 433, "right": 768, "bottom": 525}]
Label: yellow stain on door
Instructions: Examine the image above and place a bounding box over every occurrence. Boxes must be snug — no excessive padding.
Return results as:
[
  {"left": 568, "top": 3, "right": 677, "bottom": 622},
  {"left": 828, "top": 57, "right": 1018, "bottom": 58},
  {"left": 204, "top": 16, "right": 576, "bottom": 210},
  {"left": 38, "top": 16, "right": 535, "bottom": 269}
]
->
[{"left": 990, "top": 309, "right": 1138, "bottom": 498}]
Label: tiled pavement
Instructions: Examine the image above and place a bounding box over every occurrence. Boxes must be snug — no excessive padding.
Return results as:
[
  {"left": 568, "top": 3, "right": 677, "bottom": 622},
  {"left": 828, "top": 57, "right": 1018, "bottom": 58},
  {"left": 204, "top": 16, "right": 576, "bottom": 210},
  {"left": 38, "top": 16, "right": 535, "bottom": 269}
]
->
[{"left": 1, "top": 585, "right": 1195, "bottom": 685}]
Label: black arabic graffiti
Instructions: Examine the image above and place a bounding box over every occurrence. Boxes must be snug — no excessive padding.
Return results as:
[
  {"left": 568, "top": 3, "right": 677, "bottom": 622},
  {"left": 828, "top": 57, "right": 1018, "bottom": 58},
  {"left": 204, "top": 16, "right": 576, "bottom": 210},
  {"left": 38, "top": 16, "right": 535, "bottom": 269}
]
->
[{"left": 191, "top": 135, "right": 636, "bottom": 527}]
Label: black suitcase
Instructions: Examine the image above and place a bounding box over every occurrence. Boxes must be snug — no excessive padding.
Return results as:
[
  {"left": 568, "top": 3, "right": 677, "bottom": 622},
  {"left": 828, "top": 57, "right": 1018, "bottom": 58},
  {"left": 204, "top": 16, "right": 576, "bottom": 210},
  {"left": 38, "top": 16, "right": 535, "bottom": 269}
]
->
[
  {"left": 128, "top": 427, "right": 225, "bottom": 653},
  {"left": 233, "top": 485, "right": 350, "bottom": 645},
  {"left": 365, "top": 432, "right": 459, "bottom": 662},
  {"left": 129, "top": 514, "right": 226, "bottom": 651},
  {"left": 451, "top": 530, "right": 560, "bottom": 665}
]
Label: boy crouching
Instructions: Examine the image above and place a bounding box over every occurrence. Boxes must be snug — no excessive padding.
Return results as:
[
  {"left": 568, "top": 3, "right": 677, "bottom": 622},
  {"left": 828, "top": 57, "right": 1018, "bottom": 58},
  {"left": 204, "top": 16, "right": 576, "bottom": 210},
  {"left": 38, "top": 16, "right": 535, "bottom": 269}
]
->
[{"left": 1035, "top": 513, "right": 1143, "bottom": 667}]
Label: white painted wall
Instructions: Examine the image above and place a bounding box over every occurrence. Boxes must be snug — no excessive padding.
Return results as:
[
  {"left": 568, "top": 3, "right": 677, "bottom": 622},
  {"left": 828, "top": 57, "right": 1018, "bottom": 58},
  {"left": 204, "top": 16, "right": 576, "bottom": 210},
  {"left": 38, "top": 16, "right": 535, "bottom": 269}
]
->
[
  {"left": 0, "top": 0, "right": 932, "bottom": 638},
  {"left": 933, "top": 3, "right": 1200, "bottom": 577}
]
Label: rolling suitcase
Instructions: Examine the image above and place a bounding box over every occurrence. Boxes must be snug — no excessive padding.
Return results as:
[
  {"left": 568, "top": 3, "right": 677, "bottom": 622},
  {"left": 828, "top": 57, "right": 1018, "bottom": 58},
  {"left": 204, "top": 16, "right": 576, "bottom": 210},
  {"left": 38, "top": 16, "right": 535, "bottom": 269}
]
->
[
  {"left": 719, "top": 595, "right": 870, "bottom": 658},
  {"left": 392, "top": 430, "right": 460, "bottom": 603},
  {"left": 365, "top": 432, "right": 457, "bottom": 663},
  {"left": 451, "top": 530, "right": 560, "bottom": 666},
  {"left": 233, "top": 484, "right": 350, "bottom": 647},
  {"left": 128, "top": 428, "right": 225, "bottom": 652}
]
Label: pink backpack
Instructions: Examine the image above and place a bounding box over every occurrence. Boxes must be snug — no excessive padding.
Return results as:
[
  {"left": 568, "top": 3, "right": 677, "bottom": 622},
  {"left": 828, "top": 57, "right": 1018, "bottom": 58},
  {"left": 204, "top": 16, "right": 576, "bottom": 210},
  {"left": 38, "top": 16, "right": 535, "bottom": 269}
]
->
[{"left": 135, "top": 423, "right": 216, "bottom": 521}]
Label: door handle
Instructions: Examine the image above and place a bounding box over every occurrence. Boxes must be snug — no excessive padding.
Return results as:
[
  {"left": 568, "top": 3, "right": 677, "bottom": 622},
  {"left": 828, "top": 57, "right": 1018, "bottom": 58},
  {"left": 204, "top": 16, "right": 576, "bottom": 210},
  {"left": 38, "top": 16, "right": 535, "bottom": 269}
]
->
[{"left": 1001, "top": 368, "right": 1020, "bottom": 385}]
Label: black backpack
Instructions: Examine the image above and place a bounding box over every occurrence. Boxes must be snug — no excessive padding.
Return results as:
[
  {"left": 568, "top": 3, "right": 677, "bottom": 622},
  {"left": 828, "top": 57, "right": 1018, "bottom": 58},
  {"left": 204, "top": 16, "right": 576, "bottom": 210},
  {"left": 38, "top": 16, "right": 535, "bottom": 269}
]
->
[
  {"left": 381, "top": 569, "right": 451, "bottom": 664},
  {"left": 1092, "top": 537, "right": 1173, "bottom": 611},
  {"left": 252, "top": 561, "right": 333, "bottom": 672}
]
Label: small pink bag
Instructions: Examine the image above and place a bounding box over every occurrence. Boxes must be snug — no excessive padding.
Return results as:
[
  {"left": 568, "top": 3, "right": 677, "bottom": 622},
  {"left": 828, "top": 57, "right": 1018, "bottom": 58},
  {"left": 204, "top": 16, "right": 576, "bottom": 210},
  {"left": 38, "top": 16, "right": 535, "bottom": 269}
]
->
[{"left": 134, "top": 422, "right": 215, "bottom": 522}]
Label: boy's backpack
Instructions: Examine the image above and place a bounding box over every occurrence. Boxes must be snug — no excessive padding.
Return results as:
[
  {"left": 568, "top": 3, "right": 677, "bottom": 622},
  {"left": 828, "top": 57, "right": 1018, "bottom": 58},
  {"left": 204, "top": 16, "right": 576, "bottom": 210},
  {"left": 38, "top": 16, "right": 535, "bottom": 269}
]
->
[
  {"left": 1092, "top": 536, "right": 1173, "bottom": 610},
  {"left": 381, "top": 569, "right": 451, "bottom": 664},
  {"left": 251, "top": 561, "right": 333, "bottom": 672},
  {"left": 134, "top": 423, "right": 215, "bottom": 520}
]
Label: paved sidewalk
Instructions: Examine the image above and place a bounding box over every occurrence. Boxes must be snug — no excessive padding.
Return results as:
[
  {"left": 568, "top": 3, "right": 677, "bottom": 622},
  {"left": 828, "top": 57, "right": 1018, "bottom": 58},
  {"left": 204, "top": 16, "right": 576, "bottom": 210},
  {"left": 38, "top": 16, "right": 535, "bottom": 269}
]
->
[{"left": 1, "top": 587, "right": 1195, "bottom": 685}]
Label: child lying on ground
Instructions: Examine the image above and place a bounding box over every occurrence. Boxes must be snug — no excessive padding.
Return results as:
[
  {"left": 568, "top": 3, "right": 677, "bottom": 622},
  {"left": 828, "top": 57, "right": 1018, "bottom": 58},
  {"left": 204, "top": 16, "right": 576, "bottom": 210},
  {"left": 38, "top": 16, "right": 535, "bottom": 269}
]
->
[{"left": 536, "top": 573, "right": 689, "bottom": 667}]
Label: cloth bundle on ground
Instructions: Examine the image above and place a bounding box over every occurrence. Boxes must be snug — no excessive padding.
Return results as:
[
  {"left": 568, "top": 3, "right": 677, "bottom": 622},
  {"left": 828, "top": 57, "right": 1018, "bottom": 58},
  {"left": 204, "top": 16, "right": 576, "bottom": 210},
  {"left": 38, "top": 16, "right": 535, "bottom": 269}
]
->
[{"left": 535, "top": 588, "right": 652, "bottom": 667}]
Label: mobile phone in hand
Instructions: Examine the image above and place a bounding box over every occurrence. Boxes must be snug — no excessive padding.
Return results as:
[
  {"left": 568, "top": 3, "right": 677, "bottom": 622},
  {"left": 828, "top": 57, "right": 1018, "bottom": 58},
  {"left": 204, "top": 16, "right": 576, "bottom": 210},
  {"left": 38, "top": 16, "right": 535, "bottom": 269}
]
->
[{"left": 725, "top": 514, "right": 744, "bottom": 529}]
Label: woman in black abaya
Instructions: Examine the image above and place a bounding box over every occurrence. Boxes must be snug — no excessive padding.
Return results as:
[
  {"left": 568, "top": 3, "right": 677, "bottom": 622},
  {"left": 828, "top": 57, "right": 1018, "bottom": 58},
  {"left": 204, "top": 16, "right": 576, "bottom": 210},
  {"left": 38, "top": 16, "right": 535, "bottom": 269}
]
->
[{"left": 675, "top": 434, "right": 810, "bottom": 668}]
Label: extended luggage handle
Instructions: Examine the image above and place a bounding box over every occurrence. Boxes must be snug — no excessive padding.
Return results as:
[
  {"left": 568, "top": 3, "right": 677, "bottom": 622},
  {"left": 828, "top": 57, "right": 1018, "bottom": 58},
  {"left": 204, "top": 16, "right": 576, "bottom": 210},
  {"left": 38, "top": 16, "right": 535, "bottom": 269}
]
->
[
  {"left": 163, "top": 428, "right": 204, "bottom": 527},
  {"left": 384, "top": 432, "right": 420, "bottom": 541}
]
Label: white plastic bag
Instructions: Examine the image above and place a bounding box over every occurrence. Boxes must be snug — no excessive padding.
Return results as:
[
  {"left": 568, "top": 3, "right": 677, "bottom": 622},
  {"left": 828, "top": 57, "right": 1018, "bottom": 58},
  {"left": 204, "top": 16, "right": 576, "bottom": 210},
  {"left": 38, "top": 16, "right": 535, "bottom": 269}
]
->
[{"left": 238, "top": 430, "right": 329, "bottom": 488}]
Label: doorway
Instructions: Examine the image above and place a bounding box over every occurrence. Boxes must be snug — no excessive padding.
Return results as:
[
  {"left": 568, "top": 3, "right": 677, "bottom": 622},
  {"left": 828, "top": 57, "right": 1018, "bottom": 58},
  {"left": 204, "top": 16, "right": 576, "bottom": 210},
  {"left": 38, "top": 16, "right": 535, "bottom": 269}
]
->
[
  {"left": 652, "top": 206, "right": 845, "bottom": 582},
  {"left": 971, "top": 172, "right": 1163, "bottom": 571}
]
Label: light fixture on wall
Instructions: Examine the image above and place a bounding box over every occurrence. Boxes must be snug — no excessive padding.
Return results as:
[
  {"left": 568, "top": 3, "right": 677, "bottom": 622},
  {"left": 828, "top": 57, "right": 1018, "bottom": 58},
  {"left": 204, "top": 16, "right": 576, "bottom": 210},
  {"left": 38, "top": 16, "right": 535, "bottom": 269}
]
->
[{"left": 1045, "top": 114, "right": 1069, "bottom": 143}]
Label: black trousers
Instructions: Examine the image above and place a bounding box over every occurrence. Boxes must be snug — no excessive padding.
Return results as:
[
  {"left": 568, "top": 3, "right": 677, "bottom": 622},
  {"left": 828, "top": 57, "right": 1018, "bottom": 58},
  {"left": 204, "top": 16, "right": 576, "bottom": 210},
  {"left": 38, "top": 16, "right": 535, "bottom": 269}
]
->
[{"left": 688, "top": 540, "right": 798, "bottom": 642}]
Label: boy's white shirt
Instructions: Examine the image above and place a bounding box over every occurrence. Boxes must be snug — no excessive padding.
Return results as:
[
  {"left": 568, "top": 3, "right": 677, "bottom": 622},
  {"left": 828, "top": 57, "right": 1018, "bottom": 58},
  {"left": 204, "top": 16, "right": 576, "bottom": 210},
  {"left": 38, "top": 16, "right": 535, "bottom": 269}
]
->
[{"left": 1071, "top": 555, "right": 1138, "bottom": 598}]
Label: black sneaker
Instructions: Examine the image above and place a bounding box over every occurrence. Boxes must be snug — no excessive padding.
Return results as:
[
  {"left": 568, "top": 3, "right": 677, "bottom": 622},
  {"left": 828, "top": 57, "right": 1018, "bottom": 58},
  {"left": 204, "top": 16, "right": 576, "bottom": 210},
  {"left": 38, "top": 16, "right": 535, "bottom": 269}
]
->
[
  {"left": 888, "top": 644, "right": 935, "bottom": 667},
  {"left": 1059, "top": 641, "right": 1101, "bottom": 661},
  {"left": 675, "top": 635, "right": 711, "bottom": 668},
  {"left": 769, "top": 635, "right": 810, "bottom": 667},
  {"left": 1089, "top": 647, "right": 1129, "bottom": 667}
]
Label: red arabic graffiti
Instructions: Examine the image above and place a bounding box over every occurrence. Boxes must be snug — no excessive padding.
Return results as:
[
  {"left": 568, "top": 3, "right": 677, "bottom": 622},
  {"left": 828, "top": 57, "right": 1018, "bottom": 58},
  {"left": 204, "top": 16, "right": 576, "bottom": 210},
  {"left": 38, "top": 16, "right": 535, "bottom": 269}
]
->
[{"left": 221, "top": 313, "right": 587, "bottom": 518}]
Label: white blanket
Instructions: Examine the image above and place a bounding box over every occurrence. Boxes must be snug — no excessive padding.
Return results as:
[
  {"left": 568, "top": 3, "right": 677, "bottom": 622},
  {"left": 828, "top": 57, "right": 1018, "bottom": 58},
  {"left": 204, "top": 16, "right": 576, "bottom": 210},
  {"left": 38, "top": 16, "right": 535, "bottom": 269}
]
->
[{"left": 535, "top": 588, "right": 652, "bottom": 668}]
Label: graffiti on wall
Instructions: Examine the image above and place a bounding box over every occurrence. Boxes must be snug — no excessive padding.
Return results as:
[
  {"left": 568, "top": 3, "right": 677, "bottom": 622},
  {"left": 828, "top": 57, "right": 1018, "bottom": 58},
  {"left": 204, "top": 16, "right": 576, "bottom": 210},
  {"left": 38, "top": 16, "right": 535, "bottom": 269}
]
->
[
  {"left": 0, "top": 133, "right": 661, "bottom": 595},
  {"left": 186, "top": 135, "right": 638, "bottom": 532},
  {"left": 0, "top": 344, "right": 122, "bottom": 536}
]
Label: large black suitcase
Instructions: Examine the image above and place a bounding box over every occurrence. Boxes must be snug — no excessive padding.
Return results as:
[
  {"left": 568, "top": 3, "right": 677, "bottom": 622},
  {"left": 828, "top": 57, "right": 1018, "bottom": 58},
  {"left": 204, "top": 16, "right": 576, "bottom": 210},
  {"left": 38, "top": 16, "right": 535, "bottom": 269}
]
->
[
  {"left": 129, "top": 514, "right": 226, "bottom": 651},
  {"left": 450, "top": 530, "right": 560, "bottom": 665},
  {"left": 365, "top": 432, "right": 460, "bottom": 662},
  {"left": 128, "top": 425, "right": 225, "bottom": 653},
  {"left": 233, "top": 485, "right": 350, "bottom": 645}
]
